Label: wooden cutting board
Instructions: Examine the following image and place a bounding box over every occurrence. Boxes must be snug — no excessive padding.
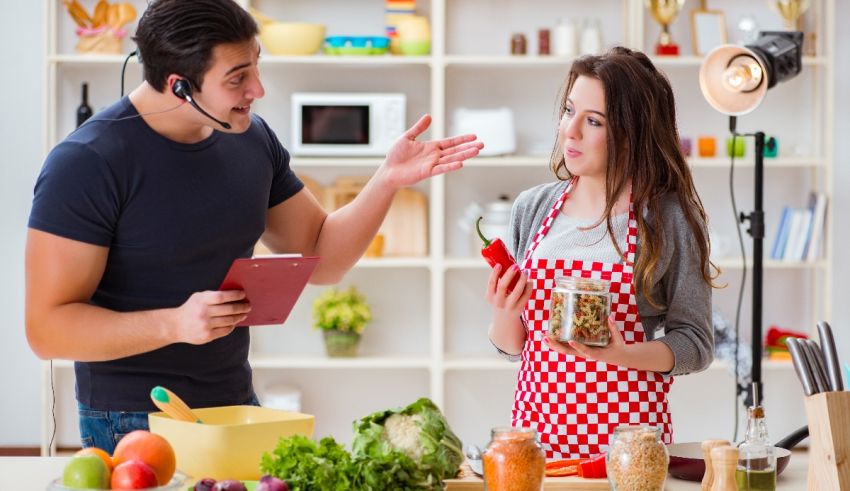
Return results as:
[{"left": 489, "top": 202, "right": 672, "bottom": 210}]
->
[
  {"left": 444, "top": 475, "right": 609, "bottom": 490},
  {"left": 380, "top": 187, "right": 428, "bottom": 257}
]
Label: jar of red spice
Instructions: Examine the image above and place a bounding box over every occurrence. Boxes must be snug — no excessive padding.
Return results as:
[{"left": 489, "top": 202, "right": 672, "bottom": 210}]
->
[{"left": 482, "top": 427, "right": 545, "bottom": 491}]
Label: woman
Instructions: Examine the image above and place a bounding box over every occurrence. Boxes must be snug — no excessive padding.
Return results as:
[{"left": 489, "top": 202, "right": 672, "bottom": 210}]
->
[{"left": 486, "top": 46, "right": 717, "bottom": 459}]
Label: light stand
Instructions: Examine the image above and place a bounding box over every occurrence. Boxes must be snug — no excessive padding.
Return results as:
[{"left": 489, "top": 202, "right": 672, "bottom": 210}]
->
[
  {"left": 698, "top": 31, "right": 804, "bottom": 408},
  {"left": 729, "top": 116, "right": 766, "bottom": 407}
]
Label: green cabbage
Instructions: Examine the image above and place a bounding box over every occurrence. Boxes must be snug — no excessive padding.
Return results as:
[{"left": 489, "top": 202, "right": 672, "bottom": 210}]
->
[{"left": 351, "top": 398, "right": 464, "bottom": 488}]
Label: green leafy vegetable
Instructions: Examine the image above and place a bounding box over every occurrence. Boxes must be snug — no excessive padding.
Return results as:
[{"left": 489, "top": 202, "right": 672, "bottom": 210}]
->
[
  {"left": 259, "top": 435, "right": 353, "bottom": 491},
  {"left": 260, "top": 398, "right": 462, "bottom": 490},
  {"left": 352, "top": 397, "right": 464, "bottom": 488}
]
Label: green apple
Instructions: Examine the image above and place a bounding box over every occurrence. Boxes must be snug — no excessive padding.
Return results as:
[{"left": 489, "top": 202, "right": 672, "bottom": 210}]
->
[{"left": 62, "top": 455, "right": 110, "bottom": 489}]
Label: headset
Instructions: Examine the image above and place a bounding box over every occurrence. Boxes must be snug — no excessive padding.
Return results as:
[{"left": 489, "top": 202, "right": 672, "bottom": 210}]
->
[{"left": 172, "top": 78, "right": 232, "bottom": 130}]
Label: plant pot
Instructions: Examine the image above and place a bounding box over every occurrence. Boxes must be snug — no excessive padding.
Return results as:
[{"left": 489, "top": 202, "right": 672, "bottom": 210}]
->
[{"left": 322, "top": 330, "right": 361, "bottom": 357}]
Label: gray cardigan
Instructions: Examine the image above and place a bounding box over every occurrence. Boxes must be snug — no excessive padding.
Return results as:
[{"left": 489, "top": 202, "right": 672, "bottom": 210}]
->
[{"left": 506, "top": 180, "right": 714, "bottom": 376}]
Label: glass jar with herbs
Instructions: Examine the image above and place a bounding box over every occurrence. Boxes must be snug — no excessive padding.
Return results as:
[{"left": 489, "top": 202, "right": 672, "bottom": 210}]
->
[
  {"left": 482, "top": 427, "right": 544, "bottom": 491},
  {"left": 548, "top": 276, "right": 611, "bottom": 347},
  {"left": 606, "top": 425, "right": 669, "bottom": 491}
]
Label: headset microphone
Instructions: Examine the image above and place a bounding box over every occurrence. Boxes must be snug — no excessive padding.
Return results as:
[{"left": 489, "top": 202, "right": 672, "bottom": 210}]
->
[{"left": 172, "top": 79, "right": 232, "bottom": 130}]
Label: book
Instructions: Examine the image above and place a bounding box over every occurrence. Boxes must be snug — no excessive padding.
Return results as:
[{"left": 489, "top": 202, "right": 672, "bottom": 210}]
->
[
  {"left": 219, "top": 254, "right": 320, "bottom": 326},
  {"left": 805, "top": 191, "right": 829, "bottom": 262},
  {"left": 771, "top": 206, "right": 792, "bottom": 260}
]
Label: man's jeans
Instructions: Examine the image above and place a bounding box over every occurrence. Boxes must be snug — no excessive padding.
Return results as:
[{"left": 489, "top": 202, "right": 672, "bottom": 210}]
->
[{"left": 78, "top": 393, "right": 260, "bottom": 454}]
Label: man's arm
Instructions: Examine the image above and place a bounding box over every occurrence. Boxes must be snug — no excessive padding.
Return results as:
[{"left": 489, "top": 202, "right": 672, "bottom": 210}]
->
[
  {"left": 25, "top": 229, "right": 251, "bottom": 361},
  {"left": 260, "top": 114, "right": 483, "bottom": 285}
]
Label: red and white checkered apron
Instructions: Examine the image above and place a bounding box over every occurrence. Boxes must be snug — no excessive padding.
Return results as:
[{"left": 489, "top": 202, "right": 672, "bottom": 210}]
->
[{"left": 511, "top": 178, "right": 673, "bottom": 459}]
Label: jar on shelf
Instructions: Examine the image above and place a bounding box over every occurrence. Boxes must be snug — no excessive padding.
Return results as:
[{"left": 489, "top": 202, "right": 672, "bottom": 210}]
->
[
  {"left": 482, "top": 427, "right": 544, "bottom": 491},
  {"left": 606, "top": 425, "right": 669, "bottom": 491},
  {"left": 548, "top": 276, "right": 611, "bottom": 347}
]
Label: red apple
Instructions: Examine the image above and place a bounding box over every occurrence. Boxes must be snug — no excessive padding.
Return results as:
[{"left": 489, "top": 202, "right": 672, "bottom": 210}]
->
[{"left": 111, "top": 459, "right": 159, "bottom": 489}]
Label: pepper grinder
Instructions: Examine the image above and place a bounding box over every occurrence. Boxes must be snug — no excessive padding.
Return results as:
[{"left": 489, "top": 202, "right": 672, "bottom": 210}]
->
[
  {"left": 701, "top": 439, "right": 731, "bottom": 491},
  {"left": 710, "top": 446, "right": 739, "bottom": 491}
]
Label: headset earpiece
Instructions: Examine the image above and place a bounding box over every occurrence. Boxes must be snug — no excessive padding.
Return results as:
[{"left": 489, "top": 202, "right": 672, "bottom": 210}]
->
[{"left": 172, "top": 79, "right": 191, "bottom": 100}]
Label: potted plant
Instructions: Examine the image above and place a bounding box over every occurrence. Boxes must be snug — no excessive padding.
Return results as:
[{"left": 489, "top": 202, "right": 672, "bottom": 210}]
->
[{"left": 312, "top": 286, "right": 372, "bottom": 357}]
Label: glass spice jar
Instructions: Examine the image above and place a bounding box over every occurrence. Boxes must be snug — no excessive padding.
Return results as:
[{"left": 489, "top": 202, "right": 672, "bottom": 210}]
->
[
  {"left": 482, "top": 427, "right": 545, "bottom": 491},
  {"left": 606, "top": 425, "right": 669, "bottom": 491},
  {"left": 548, "top": 276, "right": 611, "bottom": 347}
]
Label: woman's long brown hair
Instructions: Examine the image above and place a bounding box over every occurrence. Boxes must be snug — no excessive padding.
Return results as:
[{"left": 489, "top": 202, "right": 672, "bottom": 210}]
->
[{"left": 549, "top": 46, "right": 719, "bottom": 307}]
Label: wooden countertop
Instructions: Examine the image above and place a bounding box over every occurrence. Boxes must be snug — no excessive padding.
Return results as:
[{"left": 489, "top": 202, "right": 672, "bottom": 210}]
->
[
  {"left": 444, "top": 449, "right": 809, "bottom": 490},
  {"left": 0, "top": 451, "right": 809, "bottom": 490}
]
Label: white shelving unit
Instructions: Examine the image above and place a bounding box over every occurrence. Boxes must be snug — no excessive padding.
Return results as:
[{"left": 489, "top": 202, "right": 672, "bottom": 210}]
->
[{"left": 42, "top": 0, "right": 834, "bottom": 454}]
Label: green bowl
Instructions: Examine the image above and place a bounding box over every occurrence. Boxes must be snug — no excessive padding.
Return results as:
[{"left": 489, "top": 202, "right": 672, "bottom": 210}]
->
[{"left": 399, "top": 40, "right": 430, "bottom": 55}]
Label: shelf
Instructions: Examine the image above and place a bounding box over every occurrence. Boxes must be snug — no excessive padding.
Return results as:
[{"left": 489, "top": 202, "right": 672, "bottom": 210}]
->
[
  {"left": 444, "top": 55, "right": 577, "bottom": 66},
  {"left": 688, "top": 157, "right": 825, "bottom": 168},
  {"left": 443, "top": 355, "right": 520, "bottom": 371},
  {"left": 48, "top": 54, "right": 432, "bottom": 66},
  {"left": 706, "top": 359, "right": 795, "bottom": 372},
  {"left": 445, "top": 55, "right": 829, "bottom": 68},
  {"left": 355, "top": 257, "right": 430, "bottom": 268},
  {"left": 249, "top": 355, "right": 431, "bottom": 369}
]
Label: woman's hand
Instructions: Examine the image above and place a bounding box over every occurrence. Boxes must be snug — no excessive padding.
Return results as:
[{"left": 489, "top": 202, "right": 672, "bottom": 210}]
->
[
  {"left": 543, "top": 314, "right": 629, "bottom": 365},
  {"left": 485, "top": 263, "right": 533, "bottom": 318},
  {"left": 378, "top": 114, "right": 483, "bottom": 190}
]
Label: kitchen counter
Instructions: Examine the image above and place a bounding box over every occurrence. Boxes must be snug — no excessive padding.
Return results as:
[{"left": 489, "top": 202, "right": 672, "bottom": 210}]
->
[{"left": 0, "top": 451, "right": 809, "bottom": 489}]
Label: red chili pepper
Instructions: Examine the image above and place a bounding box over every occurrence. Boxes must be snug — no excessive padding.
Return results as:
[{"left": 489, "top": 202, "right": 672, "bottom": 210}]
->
[
  {"left": 476, "top": 216, "right": 519, "bottom": 290},
  {"left": 577, "top": 453, "right": 607, "bottom": 479}
]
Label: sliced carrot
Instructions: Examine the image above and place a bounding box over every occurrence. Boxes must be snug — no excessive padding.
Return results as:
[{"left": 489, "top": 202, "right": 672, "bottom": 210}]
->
[
  {"left": 545, "top": 458, "right": 583, "bottom": 469},
  {"left": 545, "top": 465, "right": 578, "bottom": 477}
]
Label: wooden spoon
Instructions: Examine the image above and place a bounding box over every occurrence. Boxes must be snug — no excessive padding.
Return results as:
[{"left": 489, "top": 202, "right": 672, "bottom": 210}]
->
[{"left": 150, "top": 386, "right": 203, "bottom": 423}]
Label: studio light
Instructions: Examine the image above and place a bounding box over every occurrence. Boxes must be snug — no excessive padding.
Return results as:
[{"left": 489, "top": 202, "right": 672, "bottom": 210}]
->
[
  {"left": 699, "top": 31, "right": 804, "bottom": 116},
  {"left": 698, "top": 31, "right": 804, "bottom": 409}
]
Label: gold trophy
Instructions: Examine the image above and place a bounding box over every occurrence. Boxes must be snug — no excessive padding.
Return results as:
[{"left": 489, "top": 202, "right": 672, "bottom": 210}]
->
[
  {"left": 771, "top": 0, "right": 809, "bottom": 30},
  {"left": 646, "top": 0, "right": 686, "bottom": 55}
]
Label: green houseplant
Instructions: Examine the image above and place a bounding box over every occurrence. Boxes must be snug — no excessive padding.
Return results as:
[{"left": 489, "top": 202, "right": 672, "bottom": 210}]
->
[{"left": 312, "top": 286, "right": 372, "bottom": 357}]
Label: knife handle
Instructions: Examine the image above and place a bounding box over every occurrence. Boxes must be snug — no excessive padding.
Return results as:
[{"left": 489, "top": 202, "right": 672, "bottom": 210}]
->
[
  {"left": 817, "top": 322, "right": 844, "bottom": 391},
  {"left": 786, "top": 338, "right": 815, "bottom": 396},
  {"left": 803, "top": 339, "right": 831, "bottom": 394}
]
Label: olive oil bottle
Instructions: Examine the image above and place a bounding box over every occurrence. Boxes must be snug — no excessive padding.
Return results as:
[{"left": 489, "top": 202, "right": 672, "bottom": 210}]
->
[{"left": 736, "top": 384, "right": 776, "bottom": 491}]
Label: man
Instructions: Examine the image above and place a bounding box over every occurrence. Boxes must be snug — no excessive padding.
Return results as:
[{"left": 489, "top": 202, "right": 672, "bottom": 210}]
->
[{"left": 26, "top": 0, "right": 482, "bottom": 453}]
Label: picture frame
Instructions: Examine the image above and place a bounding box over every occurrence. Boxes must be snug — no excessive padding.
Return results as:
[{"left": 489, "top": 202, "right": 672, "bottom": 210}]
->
[{"left": 691, "top": 9, "right": 727, "bottom": 56}]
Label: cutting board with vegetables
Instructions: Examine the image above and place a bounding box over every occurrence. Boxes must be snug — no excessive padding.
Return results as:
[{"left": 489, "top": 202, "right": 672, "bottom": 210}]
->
[{"left": 444, "top": 475, "right": 609, "bottom": 490}]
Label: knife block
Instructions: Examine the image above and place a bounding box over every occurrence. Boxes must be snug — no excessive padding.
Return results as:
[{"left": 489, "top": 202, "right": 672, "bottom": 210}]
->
[{"left": 804, "top": 391, "right": 850, "bottom": 490}]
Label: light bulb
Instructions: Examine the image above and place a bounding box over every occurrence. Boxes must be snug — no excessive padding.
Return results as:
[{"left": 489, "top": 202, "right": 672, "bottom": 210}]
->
[{"left": 721, "top": 55, "right": 764, "bottom": 93}]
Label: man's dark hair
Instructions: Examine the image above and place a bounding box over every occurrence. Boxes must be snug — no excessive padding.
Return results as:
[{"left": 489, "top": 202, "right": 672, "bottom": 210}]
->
[{"left": 133, "top": 0, "right": 258, "bottom": 93}]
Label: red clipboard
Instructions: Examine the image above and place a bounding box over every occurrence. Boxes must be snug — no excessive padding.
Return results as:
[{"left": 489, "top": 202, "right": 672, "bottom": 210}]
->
[{"left": 218, "top": 254, "right": 320, "bottom": 326}]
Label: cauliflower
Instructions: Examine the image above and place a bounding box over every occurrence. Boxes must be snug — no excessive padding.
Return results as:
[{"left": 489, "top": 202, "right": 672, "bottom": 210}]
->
[{"left": 383, "top": 413, "right": 426, "bottom": 461}]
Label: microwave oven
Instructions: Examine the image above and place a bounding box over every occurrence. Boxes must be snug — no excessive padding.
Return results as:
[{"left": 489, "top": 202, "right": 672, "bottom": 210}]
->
[{"left": 291, "top": 92, "right": 406, "bottom": 156}]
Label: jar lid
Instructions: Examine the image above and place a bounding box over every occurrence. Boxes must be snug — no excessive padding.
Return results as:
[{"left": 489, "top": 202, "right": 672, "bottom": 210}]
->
[
  {"left": 491, "top": 426, "right": 537, "bottom": 440},
  {"left": 555, "top": 276, "right": 610, "bottom": 292}
]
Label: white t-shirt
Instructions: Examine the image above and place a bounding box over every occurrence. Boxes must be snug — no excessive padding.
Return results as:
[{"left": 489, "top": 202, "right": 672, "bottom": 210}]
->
[{"left": 530, "top": 211, "right": 629, "bottom": 264}]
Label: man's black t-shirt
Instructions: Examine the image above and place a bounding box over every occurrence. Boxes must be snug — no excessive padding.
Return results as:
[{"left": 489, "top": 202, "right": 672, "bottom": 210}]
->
[{"left": 28, "top": 97, "right": 303, "bottom": 411}]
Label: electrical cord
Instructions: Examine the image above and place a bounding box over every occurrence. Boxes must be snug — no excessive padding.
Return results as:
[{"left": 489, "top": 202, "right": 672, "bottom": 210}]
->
[
  {"left": 120, "top": 50, "right": 137, "bottom": 97},
  {"left": 728, "top": 132, "right": 747, "bottom": 443},
  {"left": 49, "top": 359, "right": 56, "bottom": 456}
]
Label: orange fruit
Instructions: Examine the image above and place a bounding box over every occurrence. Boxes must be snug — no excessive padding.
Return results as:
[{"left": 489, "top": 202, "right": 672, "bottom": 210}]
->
[
  {"left": 75, "top": 447, "right": 114, "bottom": 472},
  {"left": 112, "top": 430, "right": 176, "bottom": 485}
]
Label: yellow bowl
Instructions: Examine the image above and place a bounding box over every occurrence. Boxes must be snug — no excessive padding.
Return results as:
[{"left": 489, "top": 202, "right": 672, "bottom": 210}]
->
[
  {"left": 259, "top": 22, "right": 326, "bottom": 55},
  {"left": 148, "top": 405, "right": 314, "bottom": 480}
]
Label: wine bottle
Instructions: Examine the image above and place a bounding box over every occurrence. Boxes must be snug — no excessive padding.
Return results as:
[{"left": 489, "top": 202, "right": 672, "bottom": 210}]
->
[{"left": 76, "top": 82, "right": 93, "bottom": 128}]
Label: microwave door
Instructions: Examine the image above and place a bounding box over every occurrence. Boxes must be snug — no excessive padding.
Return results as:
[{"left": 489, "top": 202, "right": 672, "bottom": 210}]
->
[{"left": 300, "top": 104, "right": 371, "bottom": 155}]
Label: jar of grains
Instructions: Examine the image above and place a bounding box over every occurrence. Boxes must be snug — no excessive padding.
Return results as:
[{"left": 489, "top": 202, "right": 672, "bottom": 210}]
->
[
  {"left": 482, "top": 427, "right": 545, "bottom": 491},
  {"left": 548, "top": 276, "right": 611, "bottom": 347},
  {"left": 606, "top": 425, "right": 669, "bottom": 491}
]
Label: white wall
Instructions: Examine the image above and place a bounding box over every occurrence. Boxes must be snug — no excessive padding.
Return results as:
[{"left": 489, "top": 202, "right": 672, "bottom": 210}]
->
[
  {"left": 0, "top": 0, "right": 45, "bottom": 445},
  {"left": 0, "top": 0, "right": 848, "bottom": 446}
]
